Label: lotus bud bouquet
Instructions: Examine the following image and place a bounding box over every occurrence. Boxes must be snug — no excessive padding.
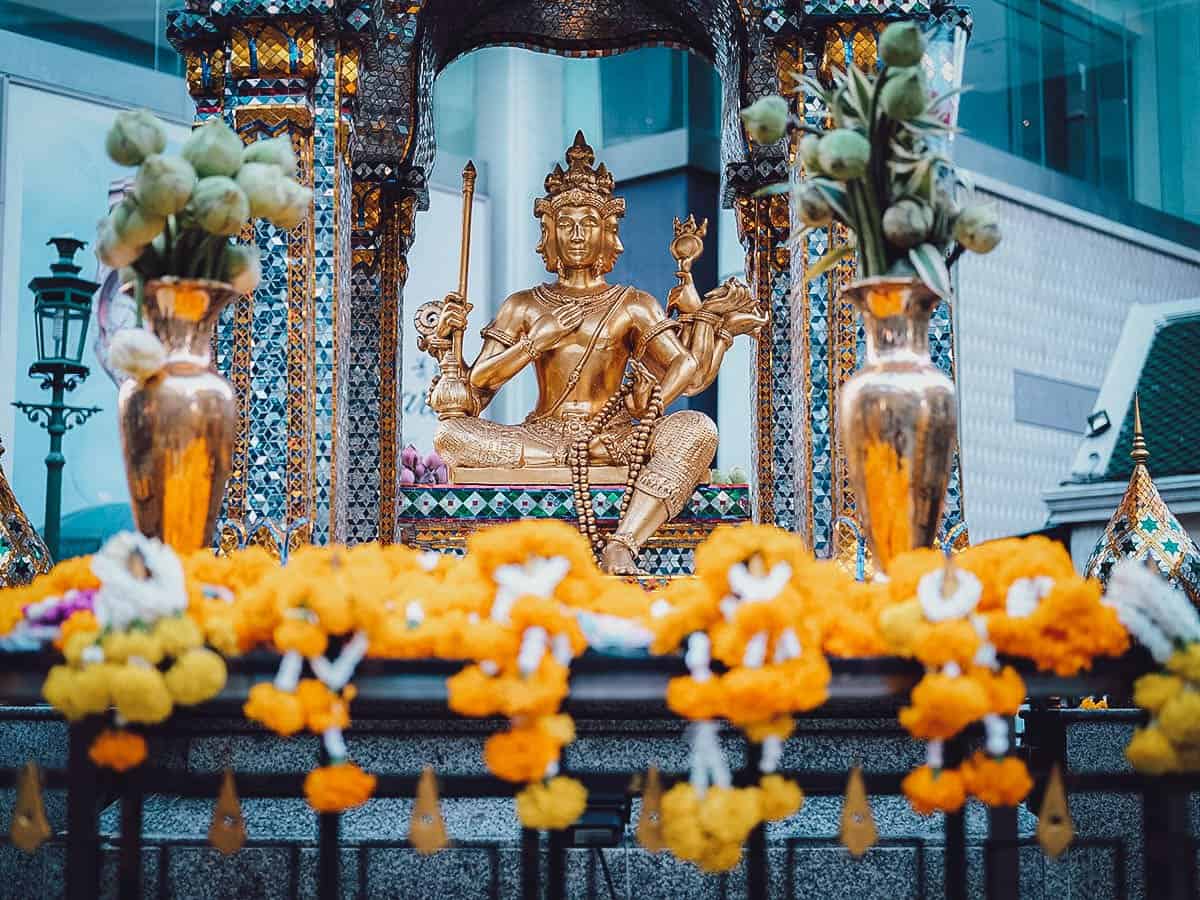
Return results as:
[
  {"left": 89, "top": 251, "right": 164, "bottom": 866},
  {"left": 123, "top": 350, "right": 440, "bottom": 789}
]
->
[
  {"left": 97, "top": 110, "right": 309, "bottom": 330},
  {"left": 741, "top": 21, "right": 1000, "bottom": 296}
]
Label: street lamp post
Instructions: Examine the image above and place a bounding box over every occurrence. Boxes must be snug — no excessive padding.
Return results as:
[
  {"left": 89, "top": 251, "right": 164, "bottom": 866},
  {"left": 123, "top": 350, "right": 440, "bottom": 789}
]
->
[{"left": 12, "top": 236, "right": 102, "bottom": 562}]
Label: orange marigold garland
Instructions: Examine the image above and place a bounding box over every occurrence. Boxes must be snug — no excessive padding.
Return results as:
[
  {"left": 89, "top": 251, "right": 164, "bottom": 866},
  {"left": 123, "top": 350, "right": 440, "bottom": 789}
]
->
[
  {"left": 304, "top": 762, "right": 377, "bottom": 813},
  {"left": 648, "top": 525, "right": 814, "bottom": 870},
  {"left": 88, "top": 729, "right": 148, "bottom": 772}
]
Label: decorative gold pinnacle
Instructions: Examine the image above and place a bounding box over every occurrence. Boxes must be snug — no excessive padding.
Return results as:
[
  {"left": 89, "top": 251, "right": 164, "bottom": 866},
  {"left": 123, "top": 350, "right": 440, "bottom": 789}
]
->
[{"left": 1130, "top": 393, "right": 1150, "bottom": 467}]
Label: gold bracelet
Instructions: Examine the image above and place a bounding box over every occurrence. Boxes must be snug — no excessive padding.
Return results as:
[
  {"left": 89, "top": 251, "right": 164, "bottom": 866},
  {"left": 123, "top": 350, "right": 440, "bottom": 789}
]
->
[
  {"left": 518, "top": 335, "right": 541, "bottom": 362},
  {"left": 680, "top": 310, "right": 722, "bottom": 328}
]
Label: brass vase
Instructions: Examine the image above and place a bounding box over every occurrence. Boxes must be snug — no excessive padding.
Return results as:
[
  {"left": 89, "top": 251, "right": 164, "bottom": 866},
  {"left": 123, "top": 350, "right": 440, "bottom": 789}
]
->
[
  {"left": 838, "top": 276, "right": 957, "bottom": 571},
  {"left": 117, "top": 278, "right": 238, "bottom": 553}
]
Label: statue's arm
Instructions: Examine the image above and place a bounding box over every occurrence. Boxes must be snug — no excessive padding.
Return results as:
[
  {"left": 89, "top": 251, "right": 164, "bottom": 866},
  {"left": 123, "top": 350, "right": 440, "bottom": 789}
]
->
[
  {"left": 632, "top": 293, "right": 728, "bottom": 402},
  {"left": 465, "top": 295, "right": 537, "bottom": 392}
]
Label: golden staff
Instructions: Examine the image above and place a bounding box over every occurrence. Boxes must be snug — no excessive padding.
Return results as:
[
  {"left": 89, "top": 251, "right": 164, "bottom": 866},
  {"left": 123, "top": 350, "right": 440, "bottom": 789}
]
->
[
  {"left": 426, "top": 161, "right": 477, "bottom": 419},
  {"left": 451, "top": 160, "right": 477, "bottom": 373}
]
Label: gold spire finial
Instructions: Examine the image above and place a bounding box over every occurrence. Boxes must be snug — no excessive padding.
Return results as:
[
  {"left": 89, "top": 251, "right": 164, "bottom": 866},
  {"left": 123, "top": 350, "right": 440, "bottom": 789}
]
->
[{"left": 1131, "top": 393, "right": 1150, "bottom": 467}]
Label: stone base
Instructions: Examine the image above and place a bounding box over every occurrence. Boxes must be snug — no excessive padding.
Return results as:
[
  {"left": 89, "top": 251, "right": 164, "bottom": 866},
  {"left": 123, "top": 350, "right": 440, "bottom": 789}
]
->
[{"left": 396, "top": 483, "right": 752, "bottom": 576}]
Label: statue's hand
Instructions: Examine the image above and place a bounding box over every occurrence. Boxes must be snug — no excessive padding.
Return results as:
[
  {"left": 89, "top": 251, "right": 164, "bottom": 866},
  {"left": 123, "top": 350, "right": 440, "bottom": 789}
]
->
[
  {"left": 624, "top": 360, "right": 657, "bottom": 418},
  {"left": 527, "top": 303, "right": 583, "bottom": 354},
  {"left": 698, "top": 278, "right": 755, "bottom": 316},
  {"left": 666, "top": 273, "right": 702, "bottom": 317},
  {"left": 436, "top": 292, "right": 470, "bottom": 338},
  {"left": 723, "top": 308, "right": 770, "bottom": 337}
]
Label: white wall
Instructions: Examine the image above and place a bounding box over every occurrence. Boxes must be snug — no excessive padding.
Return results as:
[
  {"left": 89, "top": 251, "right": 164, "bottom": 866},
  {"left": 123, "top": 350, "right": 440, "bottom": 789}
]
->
[{"left": 955, "top": 177, "right": 1200, "bottom": 540}]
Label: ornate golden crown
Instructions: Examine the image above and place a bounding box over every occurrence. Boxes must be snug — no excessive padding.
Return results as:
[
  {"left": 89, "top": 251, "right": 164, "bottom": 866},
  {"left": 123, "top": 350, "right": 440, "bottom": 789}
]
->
[{"left": 534, "top": 131, "right": 626, "bottom": 219}]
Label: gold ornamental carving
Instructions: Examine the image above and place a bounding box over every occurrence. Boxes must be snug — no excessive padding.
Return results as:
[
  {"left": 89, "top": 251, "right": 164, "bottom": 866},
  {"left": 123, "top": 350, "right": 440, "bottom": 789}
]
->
[{"left": 415, "top": 133, "right": 765, "bottom": 573}]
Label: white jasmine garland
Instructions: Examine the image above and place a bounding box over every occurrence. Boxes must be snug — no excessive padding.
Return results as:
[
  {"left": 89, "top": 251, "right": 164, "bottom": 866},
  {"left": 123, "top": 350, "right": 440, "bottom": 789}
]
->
[
  {"left": 322, "top": 727, "right": 348, "bottom": 763},
  {"left": 517, "top": 626, "right": 549, "bottom": 677},
  {"left": 90, "top": 531, "right": 187, "bottom": 630},
  {"left": 742, "top": 631, "right": 769, "bottom": 668},
  {"left": 760, "top": 735, "right": 784, "bottom": 774},
  {"left": 926, "top": 740, "right": 944, "bottom": 769},
  {"left": 686, "top": 632, "right": 712, "bottom": 682},
  {"left": 984, "top": 715, "right": 1009, "bottom": 756},
  {"left": 1106, "top": 560, "right": 1200, "bottom": 651},
  {"left": 492, "top": 555, "right": 570, "bottom": 623},
  {"left": 688, "top": 721, "right": 731, "bottom": 795},
  {"left": 774, "top": 627, "right": 802, "bottom": 663},
  {"left": 1006, "top": 576, "right": 1055, "bottom": 618},
  {"left": 727, "top": 560, "right": 792, "bottom": 602},
  {"left": 274, "top": 650, "right": 304, "bottom": 691},
  {"left": 918, "top": 567, "right": 982, "bottom": 622}
]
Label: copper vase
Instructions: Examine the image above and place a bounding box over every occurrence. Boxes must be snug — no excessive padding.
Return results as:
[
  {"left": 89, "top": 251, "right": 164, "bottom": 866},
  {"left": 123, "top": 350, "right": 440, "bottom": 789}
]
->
[
  {"left": 838, "top": 277, "right": 957, "bottom": 571},
  {"left": 118, "top": 278, "right": 238, "bottom": 553}
]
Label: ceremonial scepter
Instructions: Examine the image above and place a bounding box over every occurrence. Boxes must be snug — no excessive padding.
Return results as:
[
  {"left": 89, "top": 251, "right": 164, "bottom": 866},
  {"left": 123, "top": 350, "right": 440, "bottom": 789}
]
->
[{"left": 422, "top": 161, "right": 477, "bottom": 419}]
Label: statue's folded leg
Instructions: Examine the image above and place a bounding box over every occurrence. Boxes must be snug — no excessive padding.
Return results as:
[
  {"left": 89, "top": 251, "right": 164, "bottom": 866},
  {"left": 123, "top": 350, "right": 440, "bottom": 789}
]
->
[
  {"left": 434, "top": 418, "right": 557, "bottom": 469},
  {"left": 605, "top": 410, "right": 718, "bottom": 563}
]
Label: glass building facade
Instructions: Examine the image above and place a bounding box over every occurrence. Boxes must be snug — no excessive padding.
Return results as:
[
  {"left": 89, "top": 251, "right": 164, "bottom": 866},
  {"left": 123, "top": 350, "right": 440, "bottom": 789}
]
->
[{"left": 0, "top": 0, "right": 185, "bottom": 75}]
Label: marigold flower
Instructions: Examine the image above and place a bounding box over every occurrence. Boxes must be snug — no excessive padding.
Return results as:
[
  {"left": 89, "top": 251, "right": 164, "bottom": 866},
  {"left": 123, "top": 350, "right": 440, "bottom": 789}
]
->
[
  {"left": 483, "top": 725, "right": 561, "bottom": 783},
  {"left": 899, "top": 672, "right": 989, "bottom": 740},
  {"left": 1126, "top": 726, "right": 1179, "bottom": 775},
  {"left": 758, "top": 774, "right": 804, "bottom": 820},
  {"left": 89, "top": 729, "right": 148, "bottom": 772},
  {"left": 164, "top": 648, "right": 227, "bottom": 705},
  {"left": 959, "top": 753, "right": 1032, "bottom": 806},
  {"left": 244, "top": 682, "right": 306, "bottom": 736},
  {"left": 515, "top": 776, "right": 588, "bottom": 830},
  {"left": 273, "top": 618, "right": 328, "bottom": 658},
  {"left": 1157, "top": 689, "right": 1200, "bottom": 746},
  {"left": 43, "top": 664, "right": 109, "bottom": 720},
  {"left": 152, "top": 614, "right": 204, "bottom": 657},
  {"left": 902, "top": 765, "right": 966, "bottom": 816},
  {"left": 108, "top": 663, "right": 173, "bottom": 724},
  {"left": 304, "top": 763, "right": 376, "bottom": 812},
  {"left": 55, "top": 610, "right": 100, "bottom": 651},
  {"left": 1134, "top": 673, "right": 1183, "bottom": 715}
]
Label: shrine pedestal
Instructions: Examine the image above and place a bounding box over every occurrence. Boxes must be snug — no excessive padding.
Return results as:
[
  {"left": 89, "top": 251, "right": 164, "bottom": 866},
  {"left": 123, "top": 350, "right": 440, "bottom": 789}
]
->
[{"left": 396, "top": 483, "right": 752, "bottom": 576}]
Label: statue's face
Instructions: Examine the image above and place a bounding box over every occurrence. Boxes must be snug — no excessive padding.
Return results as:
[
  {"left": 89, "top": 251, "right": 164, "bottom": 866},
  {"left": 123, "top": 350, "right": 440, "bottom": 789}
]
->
[{"left": 554, "top": 204, "right": 605, "bottom": 271}]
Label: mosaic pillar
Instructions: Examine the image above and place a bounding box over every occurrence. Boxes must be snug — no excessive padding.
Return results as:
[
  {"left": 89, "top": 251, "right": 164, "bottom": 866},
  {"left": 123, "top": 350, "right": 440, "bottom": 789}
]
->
[
  {"left": 169, "top": 8, "right": 367, "bottom": 548},
  {"left": 348, "top": 172, "right": 419, "bottom": 544}
]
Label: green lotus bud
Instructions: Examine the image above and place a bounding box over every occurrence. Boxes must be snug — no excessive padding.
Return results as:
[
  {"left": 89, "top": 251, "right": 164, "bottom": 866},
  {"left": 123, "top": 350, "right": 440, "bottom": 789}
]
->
[
  {"left": 879, "top": 22, "right": 926, "bottom": 69},
  {"left": 242, "top": 136, "right": 298, "bottom": 179},
  {"left": 817, "top": 129, "right": 870, "bottom": 181},
  {"left": 799, "top": 134, "right": 824, "bottom": 176},
  {"left": 882, "top": 199, "right": 932, "bottom": 249},
  {"left": 182, "top": 119, "right": 244, "bottom": 178},
  {"left": 880, "top": 67, "right": 928, "bottom": 121},
  {"left": 953, "top": 204, "right": 1001, "bottom": 253},
  {"left": 183, "top": 176, "right": 250, "bottom": 236},
  {"left": 267, "top": 180, "right": 313, "bottom": 230},
  {"left": 709, "top": 468, "right": 727, "bottom": 485},
  {"left": 222, "top": 243, "right": 261, "bottom": 294},
  {"left": 727, "top": 465, "right": 749, "bottom": 484},
  {"left": 96, "top": 223, "right": 142, "bottom": 269},
  {"left": 134, "top": 154, "right": 196, "bottom": 216},
  {"left": 740, "top": 95, "right": 789, "bottom": 145},
  {"left": 110, "top": 197, "right": 165, "bottom": 246},
  {"left": 105, "top": 109, "right": 166, "bottom": 166},
  {"left": 796, "top": 183, "right": 833, "bottom": 227},
  {"left": 236, "top": 162, "right": 290, "bottom": 220}
]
